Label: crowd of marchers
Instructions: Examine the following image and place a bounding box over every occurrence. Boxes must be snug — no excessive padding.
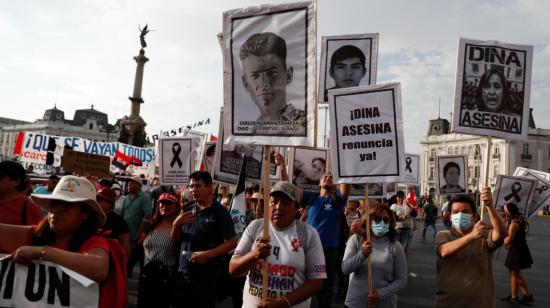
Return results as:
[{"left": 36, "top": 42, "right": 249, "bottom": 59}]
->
[{"left": 0, "top": 159, "right": 535, "bottom": 307}]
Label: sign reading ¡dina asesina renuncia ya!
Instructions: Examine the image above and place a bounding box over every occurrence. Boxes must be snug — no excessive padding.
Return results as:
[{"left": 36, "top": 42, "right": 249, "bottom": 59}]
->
[{"left": 328, "top": 83, "right": 405, "bottom": 184}]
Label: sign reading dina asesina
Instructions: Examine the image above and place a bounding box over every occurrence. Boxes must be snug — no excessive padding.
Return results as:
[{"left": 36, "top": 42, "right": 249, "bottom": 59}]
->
[{"left": 328, "top": 83, "right": 404, "bottom": 183}]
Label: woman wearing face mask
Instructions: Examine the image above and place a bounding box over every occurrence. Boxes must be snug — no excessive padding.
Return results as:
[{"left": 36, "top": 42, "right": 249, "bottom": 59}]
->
[
  {"left": 500, "top": 202, "right": 534, "bottom": 304},
  {"left": 342, "top": 205, "right": 407, "bottom": 308}
]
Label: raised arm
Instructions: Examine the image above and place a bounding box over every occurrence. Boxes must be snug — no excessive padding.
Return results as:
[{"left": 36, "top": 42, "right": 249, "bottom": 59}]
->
[
  {"left": 274, "top": 152, "right": 289, "bottom": 181},
  {"left": 480, "top": 186, "right": 507, "bottom": 243}
]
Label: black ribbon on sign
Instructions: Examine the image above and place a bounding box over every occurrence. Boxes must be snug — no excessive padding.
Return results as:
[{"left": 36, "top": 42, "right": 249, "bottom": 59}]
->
[
  {"left": 504, "top": 182, "right": 522, "bottom": 203},
  {"left": 405, "top": 157, "right": 412, "bottom": 173},
  {"left": 170, "top": 143, "right": 183, "bottom": 168}
]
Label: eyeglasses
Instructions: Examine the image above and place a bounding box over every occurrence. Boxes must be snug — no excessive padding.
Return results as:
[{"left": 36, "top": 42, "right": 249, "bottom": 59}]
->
[{"left": 372, "top": 216, "right": 390, "bottom": 224}]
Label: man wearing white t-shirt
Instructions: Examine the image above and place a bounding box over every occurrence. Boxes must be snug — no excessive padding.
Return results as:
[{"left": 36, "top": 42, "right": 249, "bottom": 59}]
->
[
  {"left": 390, "top": 190, "right": 415, "bottom": 256},
  {"left": 229, "top": 181, "right": 327, "bottom": 307}
]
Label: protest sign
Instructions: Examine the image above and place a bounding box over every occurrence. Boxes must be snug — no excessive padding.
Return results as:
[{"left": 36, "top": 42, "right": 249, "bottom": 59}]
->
[
  {"left": 328, "top": 83, "right": 405, "bottom": 183},
  {"left": 213, "top": 110, "right": 265, "bottom": 184},
  {"left": 514, "top": 166, "right": 550, "bottom": 181},
  {"left": 403, "top": 153, "right": 420, "bottom": 184},
  {"left": 0, "top": 258, "right": 99, "bottom": 308},
  {"left": 513, "top": 167, "right": 550, "bottom": 218},
  {"left": 451, "top": 38, "right": 533, "bottom": 140},
  {"left": 288, "top": 147, "right": 328, "bottom": 191},
  {"left": 201, "top": 142, "right": 216, "bottom": 174},
  {"left": 14, "top": 131, "right": 155, "bottom": 176},
  {"left": 349, "top": 183, "right": 385, "bottom": 199},
  {"left": 183, "top": 130, "right": 208, "bottom": 172},
  {"left": 222, "top": 1, "right": 316, "bottom": 146},
  {"left": 62, "top": 149, "right": 110, "bottom": 178},
  {"left": 159, "top": 138, "right": 193, "bottom": 185},
  {"left": 319, "top": 33, "right": 379, "bottom": 103},
  {"left": 436, "top": 155, "right": 468, "bottom": 195},
  {"left": 494, "top": 175, "right": 537, "bottom": 216}
]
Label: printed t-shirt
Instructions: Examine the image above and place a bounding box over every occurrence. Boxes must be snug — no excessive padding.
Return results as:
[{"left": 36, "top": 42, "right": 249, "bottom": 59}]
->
[
  {"left": 303, "top": 190, "right": 344, "bottom": 248},
  {"left": 434, "top": 229, "right": 501, "bottom": 308},
  {"left": 0, "top": 195, "right": 43, "bottom": 225},
  {"left": 390, "top": 203, "right": 411, "bottom": 229},
  {"left": 233, "top": 221, "right": 327, "bottom": 308},
  {"left": 122, "top": 191, "right": 152, "bottom": 241},
  {"left": 177, "top": 200, "right": 235, "bottom": 273}
]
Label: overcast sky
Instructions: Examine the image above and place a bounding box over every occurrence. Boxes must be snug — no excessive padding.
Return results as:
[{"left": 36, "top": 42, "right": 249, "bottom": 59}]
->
[{"left": 1, "top": 0, "right": 549, "bottom": 153}]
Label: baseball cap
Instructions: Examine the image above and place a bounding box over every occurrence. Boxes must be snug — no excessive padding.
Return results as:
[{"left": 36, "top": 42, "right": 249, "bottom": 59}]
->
[
  {"left": 270, "top": 181, "right": 299, "bottom": 203},
  {"left": 158, "top": 192, "right": 179, "bottom": 204},
  {"left": 31, "top": 175, "right": 106, "bottom": 226},
  {"left": 97, "top": 187, "right": 117, "bottom": 203},
  {"left": 251, "top": 192, "right": 263, "bottom": 200}
]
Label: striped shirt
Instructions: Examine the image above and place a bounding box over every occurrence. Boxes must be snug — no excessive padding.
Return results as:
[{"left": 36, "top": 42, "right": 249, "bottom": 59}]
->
[{"left": 143, "top": 230, "right": 178, "bottom": 267}]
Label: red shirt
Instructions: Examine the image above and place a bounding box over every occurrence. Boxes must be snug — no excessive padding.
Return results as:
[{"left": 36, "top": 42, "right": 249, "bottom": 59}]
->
[
  {"left": 27, "top": 230, "right": 127, "bottom": 308},
  {"left": 0, "top": 195, "right": 43, "bottom": 225}
]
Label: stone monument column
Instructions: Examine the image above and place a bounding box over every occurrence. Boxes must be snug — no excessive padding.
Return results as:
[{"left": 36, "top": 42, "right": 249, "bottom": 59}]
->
[{"left": 117, "top": 26, "right": 151, "bottom": 147}]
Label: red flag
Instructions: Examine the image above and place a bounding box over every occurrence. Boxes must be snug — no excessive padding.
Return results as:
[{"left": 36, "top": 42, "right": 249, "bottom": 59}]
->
[
  {"left": 13, "top": 131, "right": 24, "bottom": 155},
  {"left": 407, "top": 186, "right": 417, "bottom": 207}
]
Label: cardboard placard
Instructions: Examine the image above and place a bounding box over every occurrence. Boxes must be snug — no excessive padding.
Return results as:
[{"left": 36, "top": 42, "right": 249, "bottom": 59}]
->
[{"left": 62, "top": 149, "right": 110, "bottom": 178}]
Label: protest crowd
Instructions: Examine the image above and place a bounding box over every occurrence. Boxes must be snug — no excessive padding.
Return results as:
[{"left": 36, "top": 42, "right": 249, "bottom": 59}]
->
[
  {"left": 0, "top": 156, "right": 538, "bottom": 307},
  {"left": 0, "top": 1, "right": 545, "bottom": 308}
]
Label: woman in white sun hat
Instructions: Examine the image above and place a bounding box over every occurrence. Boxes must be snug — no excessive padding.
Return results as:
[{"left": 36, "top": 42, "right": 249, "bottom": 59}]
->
[{"left": 0, "top": 175, "right": 125, "bottom": 308}]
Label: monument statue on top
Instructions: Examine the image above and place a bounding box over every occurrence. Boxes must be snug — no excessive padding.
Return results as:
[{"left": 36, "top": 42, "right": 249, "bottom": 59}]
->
[{"left": 116, "top": 24, "right": 151, "bottom": 147}]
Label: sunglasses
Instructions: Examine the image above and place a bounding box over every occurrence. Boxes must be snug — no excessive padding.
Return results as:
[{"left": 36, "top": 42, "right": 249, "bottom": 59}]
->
[{"left": 372, "top": 216, "right": 390, "bottom": 224}]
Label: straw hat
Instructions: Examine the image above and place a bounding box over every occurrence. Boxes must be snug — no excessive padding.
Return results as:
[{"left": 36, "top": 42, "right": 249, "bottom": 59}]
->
[{"left": 31, "top": 175, "right": 106, "bottom": 226}]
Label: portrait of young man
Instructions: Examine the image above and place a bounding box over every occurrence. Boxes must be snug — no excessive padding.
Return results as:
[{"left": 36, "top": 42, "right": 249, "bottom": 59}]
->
[
  {"left": 324, "top": 45, "right": 366, "bottom": 101},
  {"left": 239, "top": 32, "right": 306, "bottom": 134}
]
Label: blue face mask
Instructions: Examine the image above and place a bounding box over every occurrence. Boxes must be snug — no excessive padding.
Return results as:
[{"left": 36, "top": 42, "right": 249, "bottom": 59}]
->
[
  {"left": 371, "top": 221, "right": 389, "bottom": 236},
  {"left": 451, "top": 212, "right": 473, "bottom": 230}
]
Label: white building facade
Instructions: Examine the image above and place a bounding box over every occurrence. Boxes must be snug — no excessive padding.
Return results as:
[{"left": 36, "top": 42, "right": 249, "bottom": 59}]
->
[
  {"left": 420, "top": 114, "right": 550, "bottom": 197},
  {"left": 0, "top": 105, "right": 117, "bottom": 161}
]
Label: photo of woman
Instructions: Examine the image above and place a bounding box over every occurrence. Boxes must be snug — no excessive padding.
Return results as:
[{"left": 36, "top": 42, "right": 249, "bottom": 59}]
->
[{"left": 437, "top": 156, "right": 467, "bottom": 195}]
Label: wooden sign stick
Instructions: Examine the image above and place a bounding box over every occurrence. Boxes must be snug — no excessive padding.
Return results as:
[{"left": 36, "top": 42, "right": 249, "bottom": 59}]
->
[
  {"left": 364, "top": 184, "right": 373, "bottom": 294},
  {"left": 261, "top": 145, "right": 272, "bottom": 301},
  {"left": 481, "top": 137, "right": 492, "bottom": 221}
]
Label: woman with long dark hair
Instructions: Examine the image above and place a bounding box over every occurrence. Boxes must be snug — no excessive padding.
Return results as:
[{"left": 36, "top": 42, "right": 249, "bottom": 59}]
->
[
  {"left": 501, "top": 202, "right": 534, "bottom": 304},
  {"left": 0, "top": 175, "right": 125, "bottom": 308},
  {"left": 138, "top": 192, "right": 180, "bottom": 308},
  {"left": 342, "top": 205, "right": 407, "bottom": 308}
]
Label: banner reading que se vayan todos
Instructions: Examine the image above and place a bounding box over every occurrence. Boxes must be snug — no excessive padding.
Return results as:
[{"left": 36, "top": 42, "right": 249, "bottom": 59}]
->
[
  {"left": 0, "top": 257, "right": 99, "bottom": 308},
  {"left": 14, "top": 131, "right": 155, "bottom": 176},
  {"left": 451, "top": 38, "right": 533, "bottom": 140},
  {"left": 222, "top": 1, "right": 316, "bottom": 147},
  {"left": 328, "top": 83, "right": 405, "bottom": 183}
]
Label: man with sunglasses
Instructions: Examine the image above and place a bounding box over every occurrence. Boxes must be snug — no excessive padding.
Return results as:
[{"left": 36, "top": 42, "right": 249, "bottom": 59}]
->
[{"left": 275, "top": 153, "right": 349, "bottom": 308}]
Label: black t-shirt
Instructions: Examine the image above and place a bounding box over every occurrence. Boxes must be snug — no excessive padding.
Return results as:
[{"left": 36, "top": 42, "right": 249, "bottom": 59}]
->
[
  {"left": 177, "top": 200, "right": 235, "bottom": 273},
  {"left": 102, "top": 212, "right": 130, "bottom": 239}
]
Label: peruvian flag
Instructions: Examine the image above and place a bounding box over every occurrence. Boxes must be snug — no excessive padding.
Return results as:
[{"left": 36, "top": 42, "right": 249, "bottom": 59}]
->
[
  {"left": 407, "top": 185, "right": 417, "bottom": 207},
  {"left": 112, "top": 150, "right": 143, "bottom": 171}
]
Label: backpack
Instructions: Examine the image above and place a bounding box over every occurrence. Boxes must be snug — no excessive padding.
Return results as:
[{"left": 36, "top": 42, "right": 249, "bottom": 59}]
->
[{"left": 98, "top": 234, "right": 128, "bottom": 308}]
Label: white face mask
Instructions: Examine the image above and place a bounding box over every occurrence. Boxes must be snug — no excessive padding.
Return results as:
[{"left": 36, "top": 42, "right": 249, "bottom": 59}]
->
[{"left": 451, "top": 212, "right": 473, "bottom": 230}]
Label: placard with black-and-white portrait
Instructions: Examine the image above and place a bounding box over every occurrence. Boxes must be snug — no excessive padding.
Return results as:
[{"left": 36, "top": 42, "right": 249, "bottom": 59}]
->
[
  {"left": 159, "top": 137, "right": 194, "bottom": 185},
  {"left": 348, "top": 183, "right": 385, "bottom": 199},
  {"left": 319, "top": 33, "right": 378, "bottom": 103},
  {"left": 288, "top": 147, "right": 328, "bottom": 191},
  {"left": 494, "top": 175, "right": 537, "bottom": 216},
  {"left": 222, "top": 1, "right": 316, "bottom": 146},
  {"left": 436, "top": 155, "right": 468, "bottom": 195},
  {"left": 213, "top": 109, "right": 265, "bottom": 185},
  {"left": 451, "top": 38, "right": 533, "bottom": 140},
  {"left": 201, "top": 142, "right": 216, "bottom": 174}
]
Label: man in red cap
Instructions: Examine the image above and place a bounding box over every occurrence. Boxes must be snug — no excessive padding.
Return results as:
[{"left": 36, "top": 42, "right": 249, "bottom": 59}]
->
[{"left": 98, "top": 187, "right": 131, "bottom": 258}]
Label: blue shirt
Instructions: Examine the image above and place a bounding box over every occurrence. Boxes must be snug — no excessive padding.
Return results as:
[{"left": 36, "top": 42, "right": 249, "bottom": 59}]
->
[
  {"left": 303, "top": 190, "right": 344, "bottom": 248},
  {"left": 122, "top": 191, "right": 152, "bottom": 241}
]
